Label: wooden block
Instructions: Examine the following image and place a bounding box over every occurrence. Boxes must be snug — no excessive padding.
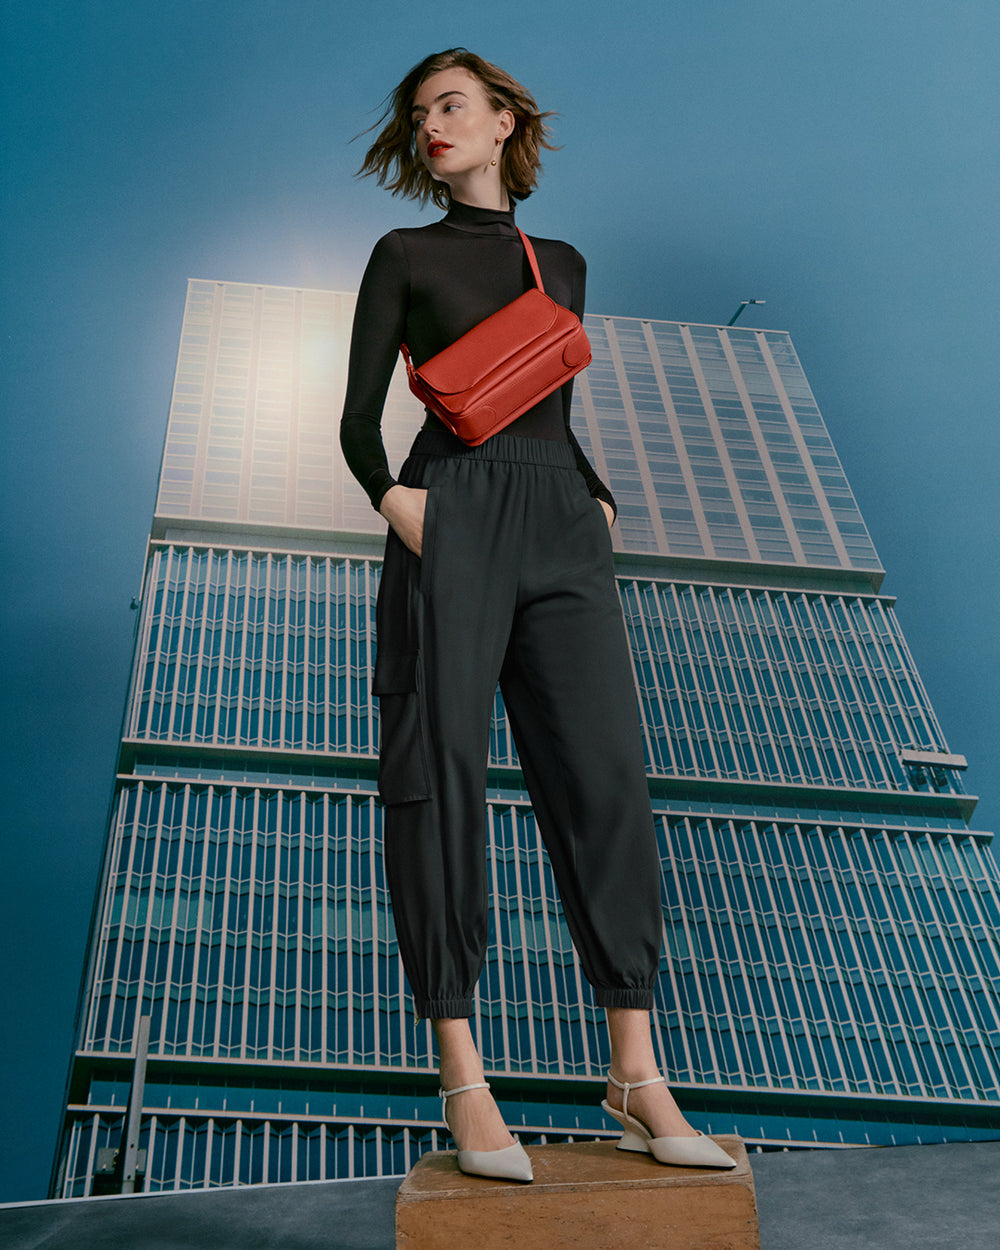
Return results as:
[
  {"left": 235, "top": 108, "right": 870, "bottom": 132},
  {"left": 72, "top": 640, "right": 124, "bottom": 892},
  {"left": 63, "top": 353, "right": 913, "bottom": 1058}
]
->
[{"left": 395, "top": 1137, "right": 759, "bottom": 1249}]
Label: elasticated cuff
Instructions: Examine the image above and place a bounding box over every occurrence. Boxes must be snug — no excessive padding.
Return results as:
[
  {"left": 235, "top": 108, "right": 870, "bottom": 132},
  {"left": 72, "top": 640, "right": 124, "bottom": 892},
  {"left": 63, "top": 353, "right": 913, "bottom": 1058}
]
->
[
  {"left": 416, "top": 995, "right": 476, "bottom": 1021},
  {"left": 593, "top": 985, "right": 656, "bottom": 1011}
]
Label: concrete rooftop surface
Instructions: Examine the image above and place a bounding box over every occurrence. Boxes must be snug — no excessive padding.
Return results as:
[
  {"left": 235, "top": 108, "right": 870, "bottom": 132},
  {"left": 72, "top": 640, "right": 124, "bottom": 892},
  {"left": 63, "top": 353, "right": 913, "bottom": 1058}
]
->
[{"left": 2, "top": 1139, "right": 998, "bottom": 1249}]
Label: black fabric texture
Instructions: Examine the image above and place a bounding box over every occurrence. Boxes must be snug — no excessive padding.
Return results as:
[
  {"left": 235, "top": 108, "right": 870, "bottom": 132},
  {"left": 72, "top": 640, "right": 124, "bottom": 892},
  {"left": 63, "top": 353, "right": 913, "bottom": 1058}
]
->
[
  {"left": 375, "top": 432, "right": 661, "bottom": 1019},
  {"left": 340, "top": 199, "right": 616, "bottom": 515}
]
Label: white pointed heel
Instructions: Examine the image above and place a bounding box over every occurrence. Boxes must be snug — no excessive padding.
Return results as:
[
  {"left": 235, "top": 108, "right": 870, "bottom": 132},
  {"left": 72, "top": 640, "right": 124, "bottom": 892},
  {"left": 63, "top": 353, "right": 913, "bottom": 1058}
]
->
[
  {"left": 440, "top": 1082, "right": 534, "bottom": 1182},
  {"left": 601, "top": 1072, "right": 736, "bottom": 1169}
]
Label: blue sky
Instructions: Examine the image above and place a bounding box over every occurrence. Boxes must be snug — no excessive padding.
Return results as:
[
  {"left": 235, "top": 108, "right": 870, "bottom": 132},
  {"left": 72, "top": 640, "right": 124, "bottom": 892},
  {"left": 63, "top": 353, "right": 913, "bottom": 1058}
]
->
[{"left": 2, "top": 0, "right": 998, "bottom": 1201}]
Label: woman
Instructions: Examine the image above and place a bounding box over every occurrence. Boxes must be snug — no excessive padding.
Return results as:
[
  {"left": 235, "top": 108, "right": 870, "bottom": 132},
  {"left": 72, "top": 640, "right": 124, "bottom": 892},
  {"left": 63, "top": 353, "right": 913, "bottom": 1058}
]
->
[{"left": 341, "top": 48, "right": 734, "bottom": 1181}]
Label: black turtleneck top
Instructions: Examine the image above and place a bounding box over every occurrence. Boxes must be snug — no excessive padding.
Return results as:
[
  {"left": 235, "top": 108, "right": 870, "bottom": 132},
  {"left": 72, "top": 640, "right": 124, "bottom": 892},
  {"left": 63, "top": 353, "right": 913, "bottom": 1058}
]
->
[{"left": 339, "top": 199, "right": 616, "bottom": 515}]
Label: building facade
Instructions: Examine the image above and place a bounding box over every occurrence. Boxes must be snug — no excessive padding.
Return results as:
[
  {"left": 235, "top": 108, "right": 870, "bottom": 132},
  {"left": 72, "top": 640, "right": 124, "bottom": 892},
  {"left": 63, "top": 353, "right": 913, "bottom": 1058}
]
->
[{"left": 52, "top": 279, "right": 1000, "bottom": 1196}]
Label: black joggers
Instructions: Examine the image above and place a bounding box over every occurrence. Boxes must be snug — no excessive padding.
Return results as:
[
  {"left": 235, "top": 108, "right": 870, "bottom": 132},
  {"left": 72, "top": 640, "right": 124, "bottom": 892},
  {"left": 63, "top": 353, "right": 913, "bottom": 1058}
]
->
[{"left": 372, "top": 429, "right": 662, "bottom": 1019}]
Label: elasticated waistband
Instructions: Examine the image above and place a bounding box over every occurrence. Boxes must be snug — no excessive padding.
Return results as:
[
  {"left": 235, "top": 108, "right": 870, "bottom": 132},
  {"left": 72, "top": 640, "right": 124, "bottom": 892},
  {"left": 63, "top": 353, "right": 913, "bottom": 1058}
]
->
[{"left": 408, "top": 428, "right": 578, "bottom": 469}]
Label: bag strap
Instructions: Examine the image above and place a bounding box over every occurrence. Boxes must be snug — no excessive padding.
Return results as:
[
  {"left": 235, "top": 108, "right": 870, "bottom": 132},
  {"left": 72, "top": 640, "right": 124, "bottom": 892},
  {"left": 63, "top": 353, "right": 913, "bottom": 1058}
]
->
[
  {"left": 400, "top": 225, "right": 546, "bottom": 370},
  {"left": 517, "top": 228, "right": 545, "bottom": 294}
]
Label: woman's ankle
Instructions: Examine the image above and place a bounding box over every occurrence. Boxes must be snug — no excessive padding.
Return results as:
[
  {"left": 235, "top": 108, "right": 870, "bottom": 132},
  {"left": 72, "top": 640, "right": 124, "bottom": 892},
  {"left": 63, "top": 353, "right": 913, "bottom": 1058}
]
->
[
  {"left": 441, "top": 1084, "right": 515, "bottom": 1152},
  {"left": 433, "top": 1017, "right": 485, "bottom": 1091}
]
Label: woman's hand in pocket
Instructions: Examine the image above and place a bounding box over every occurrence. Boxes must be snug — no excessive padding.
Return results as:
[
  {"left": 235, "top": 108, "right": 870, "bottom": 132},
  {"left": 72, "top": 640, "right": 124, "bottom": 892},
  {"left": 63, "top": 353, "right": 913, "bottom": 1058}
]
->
[{"left": 379, "top": 485, "right": 428, "bottom": 556}]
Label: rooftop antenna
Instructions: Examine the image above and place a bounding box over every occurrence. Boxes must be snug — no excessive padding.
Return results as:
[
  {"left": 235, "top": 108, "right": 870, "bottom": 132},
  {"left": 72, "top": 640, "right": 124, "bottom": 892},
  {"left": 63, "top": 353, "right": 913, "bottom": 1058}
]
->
[{"left": 727, "top": 299, "right": 766, "bottom": 326}]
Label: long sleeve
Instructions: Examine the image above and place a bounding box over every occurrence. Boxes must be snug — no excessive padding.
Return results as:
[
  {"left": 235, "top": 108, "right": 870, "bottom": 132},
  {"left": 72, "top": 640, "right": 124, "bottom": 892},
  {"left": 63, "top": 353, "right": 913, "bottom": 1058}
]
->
[
  {"left": 340, "top": 232, "right": 410, "bottom": 511},
  {"left": 561, "top": 250, "right": 618, "bottom": 520}
]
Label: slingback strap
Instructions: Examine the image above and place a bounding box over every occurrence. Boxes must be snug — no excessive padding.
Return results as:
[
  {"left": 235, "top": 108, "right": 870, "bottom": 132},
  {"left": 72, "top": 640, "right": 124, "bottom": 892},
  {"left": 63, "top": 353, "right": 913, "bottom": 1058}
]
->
[
  {"left": 516, "top": 228, "right": 545, "bottom": 294},
  {"left": 440, "top": 1081, "right": 491, "bottom": 1100},
  {"left": 607, "top": 1071, "right": 665, "bottom": 1121}
]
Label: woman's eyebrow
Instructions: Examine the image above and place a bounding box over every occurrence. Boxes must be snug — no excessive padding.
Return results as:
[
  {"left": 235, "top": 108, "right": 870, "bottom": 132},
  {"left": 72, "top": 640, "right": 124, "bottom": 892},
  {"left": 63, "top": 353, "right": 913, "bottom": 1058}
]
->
[{"left": 411, "top": 90, "right": 468, "bottom": 115}]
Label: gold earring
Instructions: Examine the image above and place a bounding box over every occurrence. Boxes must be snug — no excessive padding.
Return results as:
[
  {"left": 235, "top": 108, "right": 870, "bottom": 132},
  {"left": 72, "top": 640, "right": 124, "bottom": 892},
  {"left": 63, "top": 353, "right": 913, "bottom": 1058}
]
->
[{"left": 491, "top": 142, "right": 499, "bottom": 167}]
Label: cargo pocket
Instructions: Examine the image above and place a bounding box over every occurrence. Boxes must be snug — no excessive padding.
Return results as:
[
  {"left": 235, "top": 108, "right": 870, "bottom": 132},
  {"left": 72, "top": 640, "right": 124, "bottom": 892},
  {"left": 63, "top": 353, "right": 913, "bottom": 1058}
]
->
[{"left": 372, "top": 651, "right": 432, "bottom": 804}]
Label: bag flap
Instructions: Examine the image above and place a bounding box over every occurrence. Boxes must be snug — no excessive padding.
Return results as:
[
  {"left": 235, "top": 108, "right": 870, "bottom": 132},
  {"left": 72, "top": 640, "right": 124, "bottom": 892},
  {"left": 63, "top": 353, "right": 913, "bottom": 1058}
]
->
[{"left": 417, "top": 289, "right": 561, "bottom": 395}]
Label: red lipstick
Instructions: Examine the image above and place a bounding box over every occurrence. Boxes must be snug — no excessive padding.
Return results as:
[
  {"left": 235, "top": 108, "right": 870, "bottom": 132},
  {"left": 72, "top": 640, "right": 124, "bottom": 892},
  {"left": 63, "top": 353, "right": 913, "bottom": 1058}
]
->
[{"left": 427, "top": 141, "right": 452, "bottom": 158}]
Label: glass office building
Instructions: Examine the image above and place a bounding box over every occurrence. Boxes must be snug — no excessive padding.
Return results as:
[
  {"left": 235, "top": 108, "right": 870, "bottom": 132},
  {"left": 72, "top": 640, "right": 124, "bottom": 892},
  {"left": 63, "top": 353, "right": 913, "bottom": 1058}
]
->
[{"left": 51, "top": 280, "right": 1000, "bottom": 1195}]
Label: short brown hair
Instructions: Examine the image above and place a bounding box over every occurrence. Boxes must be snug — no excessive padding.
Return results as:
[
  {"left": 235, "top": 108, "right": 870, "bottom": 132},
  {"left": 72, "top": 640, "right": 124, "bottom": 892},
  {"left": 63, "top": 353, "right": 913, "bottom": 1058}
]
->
[{"left": 357, "top": 48, "right": 556, "bottom": 208}]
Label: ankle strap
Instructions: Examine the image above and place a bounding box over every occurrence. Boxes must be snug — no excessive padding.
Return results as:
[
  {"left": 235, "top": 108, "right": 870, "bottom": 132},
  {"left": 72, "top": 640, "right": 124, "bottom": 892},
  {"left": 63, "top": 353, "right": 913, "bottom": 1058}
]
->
[
  {"left": 440, "top": 1081, "right": 490, "bottom": 1100},
  {"left": 607, "top": 1071, "right": 664, "bottom": 1119},
  {"left": 607, "top": 1072, "right": 665, "bottom": 1093}
]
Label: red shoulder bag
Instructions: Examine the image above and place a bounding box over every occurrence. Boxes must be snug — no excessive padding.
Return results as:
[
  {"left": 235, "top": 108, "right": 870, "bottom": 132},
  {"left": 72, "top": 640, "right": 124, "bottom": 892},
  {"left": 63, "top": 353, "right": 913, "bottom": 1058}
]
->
[{"left": 399, "top": 229, "right": 592, "bottom": 447}]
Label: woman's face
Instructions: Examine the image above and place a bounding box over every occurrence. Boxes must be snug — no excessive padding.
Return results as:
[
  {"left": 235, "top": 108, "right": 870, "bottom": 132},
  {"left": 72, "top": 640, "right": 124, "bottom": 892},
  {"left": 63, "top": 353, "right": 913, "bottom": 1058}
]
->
[{"left": 411, "top": 67, "right": 513, "bottom": 187}]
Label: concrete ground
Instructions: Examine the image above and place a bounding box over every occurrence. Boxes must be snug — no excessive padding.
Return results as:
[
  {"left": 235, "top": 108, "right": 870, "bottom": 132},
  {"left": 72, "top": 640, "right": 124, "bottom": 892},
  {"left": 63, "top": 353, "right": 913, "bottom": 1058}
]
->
[
  {"left": 2, "top": 1139, "right": 997, "bottom": 1249},
  {"left": 751, "top": 1139, "right": 999, "bottom": 1250}
]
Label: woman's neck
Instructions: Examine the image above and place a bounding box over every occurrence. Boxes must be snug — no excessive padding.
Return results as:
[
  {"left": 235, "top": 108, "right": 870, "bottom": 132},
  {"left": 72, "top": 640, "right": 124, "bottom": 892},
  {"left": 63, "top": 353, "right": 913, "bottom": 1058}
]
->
[{"left": 441, "top": 169, "right": 510, "bottom": 212}]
